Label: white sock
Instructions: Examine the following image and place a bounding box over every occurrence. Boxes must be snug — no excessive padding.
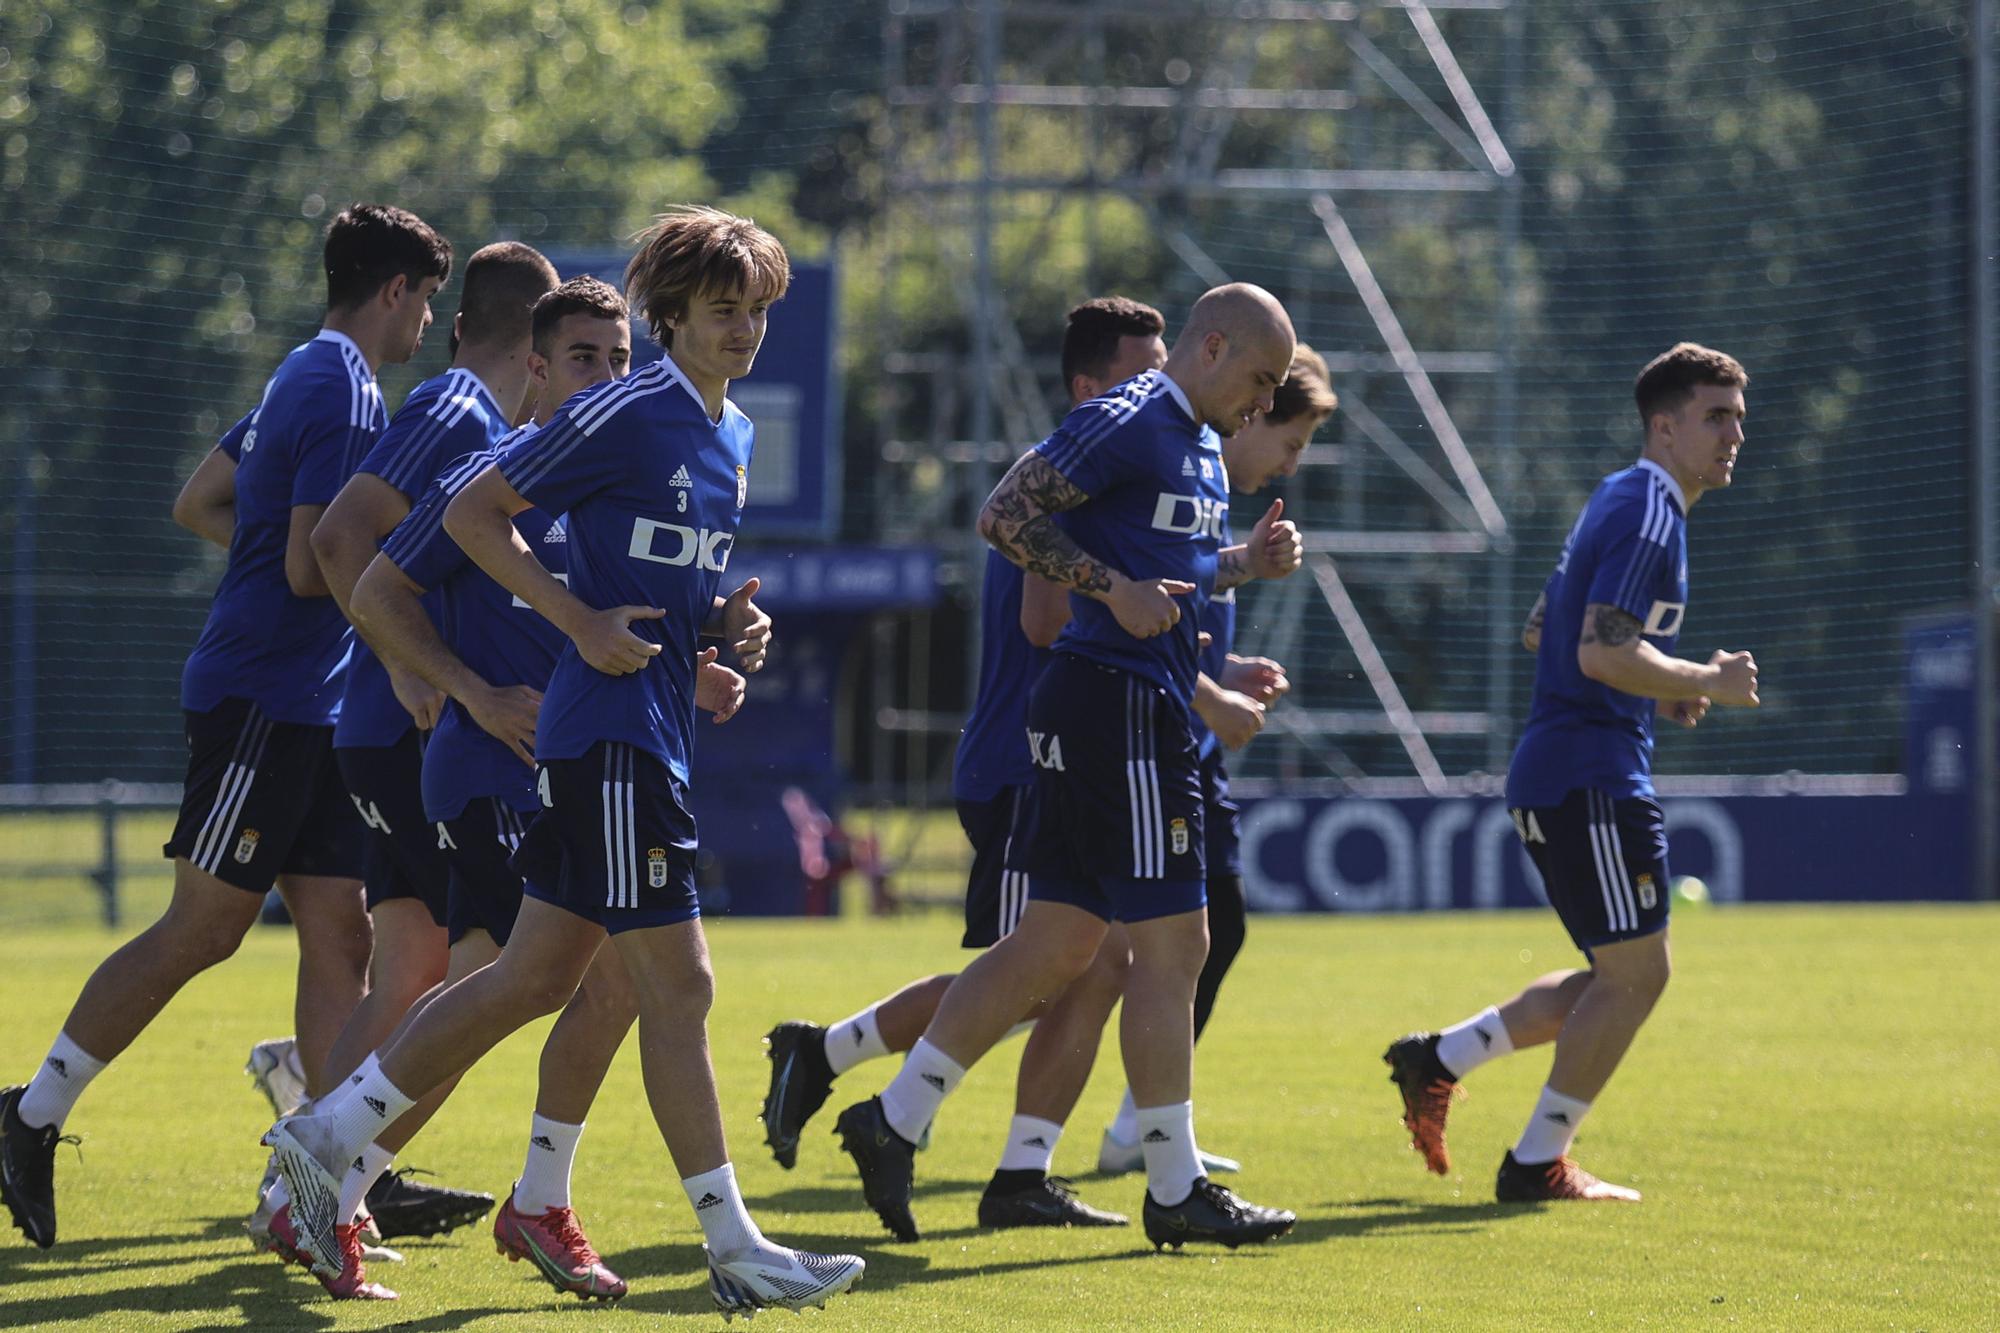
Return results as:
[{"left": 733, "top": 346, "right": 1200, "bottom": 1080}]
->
[
  {"left": 1513, "top": 1086, "right": 1592, "bottom": 1165},
  {"left": 683, "top": 1162, "right": 763, "bottom": 1262},
  {"left": 824, "top": 1006, "right": 889, "bottom": 1076},
  {"left": 1136, "top": 1101, "right": 1202, "bottom": 1207},
  {"left": 997, "top": 1115, "right": 1063, "bottom": 1174},
  {"left": 1105, "top": 1088, "right": 1139, "bottom": 1146},
  {"left": 326, "top": 1063, "right": 415, "bottom": 1162},
  {"left": 342, "top": 1051, "right": 379, "bottom": 1093},
  {"left": 1436, "top": 1006, "right": 1514, "bottom": 1081},
  {"left": 514, "top": 1115, "right": 585, "bottom": 1214},
  {"left": 339, "top": 1141, "right": 395, "bottom": 1224},
  {"left": 878, "top": 1038, "right": 965, "bottom": 1145},
  {"left": 18, "top": 1033, "right": 108, "bottom": 1131}
]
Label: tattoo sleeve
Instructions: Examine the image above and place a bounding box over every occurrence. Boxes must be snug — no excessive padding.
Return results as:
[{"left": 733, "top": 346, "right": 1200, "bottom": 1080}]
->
[
  {"left": 1579, "top": 602, "right": 1642, "bottom": 648},
  {"left": 978, "top": 453, "right": 1115, "bottom": 596}
]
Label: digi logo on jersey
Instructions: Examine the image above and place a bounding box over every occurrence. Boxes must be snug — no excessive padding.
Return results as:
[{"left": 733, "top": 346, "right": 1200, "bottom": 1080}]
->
[
  {"left": 1151, "top": 493, "right": 1228, "bottom": 539},
  {"left": 1642, "top": 600, "right": 1686, "bottom": 637},
  {"left": 628, "top": 517, "right": 735, "bottom": 572}
]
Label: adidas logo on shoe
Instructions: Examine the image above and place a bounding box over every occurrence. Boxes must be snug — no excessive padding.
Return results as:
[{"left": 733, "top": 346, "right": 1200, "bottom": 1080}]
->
[
  {"left": 46, "top": 1057, "right": 67, "bottom": 1077},
  {"left": 921, "top": 1073, "right": 946, "bottom": 1092},
  {"left": 669, "top": 465, "right": 693, "bottom": 488},
  {"left": 1022, "top": 1136, "right": 1049, "bottom": 1148},
  {"left": 531, "top": 1136, "right": 555, "bottom": 1151},
  {"left": 1142, "top": 1129, "right": 1171, "bottom": 1144},
  {"left": 364, "top": 1095, "right": 388, "bottom": 1117},
  {"left": 695, "top": 1192, "right": 724, "bottom": 1210}
]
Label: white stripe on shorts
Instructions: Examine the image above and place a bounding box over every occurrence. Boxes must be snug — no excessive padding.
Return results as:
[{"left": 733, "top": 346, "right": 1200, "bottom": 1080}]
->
[{"left": 191, "top": 708, "right": 274, "bottom": 873}]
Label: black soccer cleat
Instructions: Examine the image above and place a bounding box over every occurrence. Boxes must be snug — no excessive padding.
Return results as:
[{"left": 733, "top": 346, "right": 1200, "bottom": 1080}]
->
[
  {"left": 1141, "top": 1177, "right": 1295, "bottom": 1251},
  {"left": 978, "top": 1175, "right": 1128, "bottom": 1230},
  {"left": 1495, "top": 1150, "right": 1641, "bottom": 1203},
  {"left": 363, "top": 1167, "right": 494, "bottom": 1240},
  {"left": 833, "top": 1098, "right": 919, "bottom": 1242},
  {"left": 1384, "top": 1031, "right": 1460, "bottom": 1176},
  {"left": 1, "top": 1085, "right": 71, "bottom": 1250},
  {"left": 761, "top": 1021, "right": 836, "bottom": 1170}
]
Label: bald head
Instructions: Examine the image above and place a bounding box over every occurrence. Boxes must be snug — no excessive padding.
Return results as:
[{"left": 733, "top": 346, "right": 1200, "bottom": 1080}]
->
[{"left": 1164, "top": 283, "right": 1298, "bottom": 436}]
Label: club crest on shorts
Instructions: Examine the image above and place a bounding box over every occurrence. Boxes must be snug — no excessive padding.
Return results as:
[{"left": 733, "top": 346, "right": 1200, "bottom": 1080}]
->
[
  {"left": 233, "top": 828, "right": 261, "bottom": 865},
  {"left": 735, "top": 465, "right": 747, "bottom": 508},
  {"left": 1170, "top": 818, "right": 1190, "bottom": 856},
  {"left": 647, "top": 846, "right": 669, "bottom": 889},
  {"left": 1635, "top": 872, "right": 1658, "bottom": 910}
]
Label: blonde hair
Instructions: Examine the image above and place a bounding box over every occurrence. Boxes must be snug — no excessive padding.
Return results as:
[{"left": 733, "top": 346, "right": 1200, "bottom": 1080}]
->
[
  {"left": 1269, "top": 344, "right": 1337, "bottom": 424},
  {"left": 624, "top": 206, "right": 790, "bottom": 347}
]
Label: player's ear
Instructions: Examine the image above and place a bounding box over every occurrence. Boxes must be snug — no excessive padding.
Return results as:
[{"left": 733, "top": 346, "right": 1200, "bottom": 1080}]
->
[{"left": 381, "top": 272, "right": 408, "bottom": 309}]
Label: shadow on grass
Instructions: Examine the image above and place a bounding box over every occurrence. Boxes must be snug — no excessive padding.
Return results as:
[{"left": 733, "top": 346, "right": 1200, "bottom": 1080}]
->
[
  {"left": 751, "top": 1178, "right": 976, "bottom": 1215},
  {"left": 1289, "top": 1196, "right": 1539, "bottom": 1241}
]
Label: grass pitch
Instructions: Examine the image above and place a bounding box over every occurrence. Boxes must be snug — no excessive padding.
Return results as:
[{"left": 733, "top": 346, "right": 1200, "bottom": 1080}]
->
[{"left": 0, "top": 903, "right": 1993, "bottom": 1330}]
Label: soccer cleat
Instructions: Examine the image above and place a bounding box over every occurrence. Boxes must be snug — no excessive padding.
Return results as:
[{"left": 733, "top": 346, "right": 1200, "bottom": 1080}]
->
[
  {"left": 494, "top": 1191, "right": 628, "bottom": 1301},
  {"left": 1495, "top": 1151, "right": 1642, "bottom": 1203},
  {"left": 1096, "top": 1129, "right": 1240, "bottom": 1177},
  {"left": 978, "top": 1175, "right": 1128, "bottom": 1229},
  {"left": 705, "top": 1241, "right": 864, "bottom": 1319},
  {"left": 1384, "top": 1032, "right": 1461, "bottom": 1175},
  {"left": 364, "top": 1166, "right": 494, "bottom": 1239},
  {"left": 760, "top": 1021, "right": 836, "bottom": 1170},
  {"left": 1141, "top": 1177, "right": 1296, "bottom": 1250},
  {"left": 245, "top": 1037, "right": 310, "bottom": 1119},
  {"left": 833, "top": 1098, "right": 919, "bottom": 1242},
  {"left": 262, "top": 1113, "right": 347, "bottom": 1276},
  {"left": 1, "top": 1084, "right": 73, "bottom": 1250}
]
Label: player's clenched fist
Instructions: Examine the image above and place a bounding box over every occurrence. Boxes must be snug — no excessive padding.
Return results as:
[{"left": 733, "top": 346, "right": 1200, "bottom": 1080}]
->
[
  {"left": 1247, "top": 498, "right": 1303, "bottom": 580},
  {"left": 1708, "top": 649, "right": 1759, "bottom": 706},
  {"left": 695, "top": 646, "right": 747, "bottom": 723},
  {"left": 576, "top": 604, "right": 666, "bottom": 675},
  {"left": 1107, "top": 577, "right": 1194, "bottom": 639}
]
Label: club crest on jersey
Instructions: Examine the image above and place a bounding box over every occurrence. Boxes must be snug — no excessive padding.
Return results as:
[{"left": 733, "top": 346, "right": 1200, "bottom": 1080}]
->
[
  {"left": 1151, "top": 493, "right": 1228, "bottom": 539},
  {"left": 647, "top": 847, "right": 669, "bottom": 889},
  {"left": 735, "top": 465, "right": 748, "bottom": 508},
  {"left": 1170, "top": 818, "right": 1190, "bottom": 856},
  {"left": 233, "top": 829, "right": 261, "bottom": 864}
]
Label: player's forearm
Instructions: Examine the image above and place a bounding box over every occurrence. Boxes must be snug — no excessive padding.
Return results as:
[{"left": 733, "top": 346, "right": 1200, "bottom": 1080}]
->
[
  {"left": 350, "top": 561, "right": 490, "bottom": 704},
  {"left": 1522, "top": 592, "right": 1547, "bottom": 653},
  {"left": 980, "top": 510, "right": 1120, "bottom": 600},
  {"left": 1215, "top": 545, "right": 1254, "bottom": 591},
  {"left": 177, "top": 500, "right": 235, "bottom": 549},
  {"left": 309, "top": 521, "right": 377, "bottom": 620},
  {"left": 1190, "top": 671, "right": 1228, "bottom": 729},
  {"left": 445, "top": 495, "right": 595, "bottom": 640},
  {"left": 1579, "top": 639, "right": 1717, "bottom": 702},
  {"left": 173, "top": 448, "right": 237, "bottom": 549}
]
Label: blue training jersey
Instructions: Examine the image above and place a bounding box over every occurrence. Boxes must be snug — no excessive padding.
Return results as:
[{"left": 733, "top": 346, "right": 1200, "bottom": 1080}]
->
[
  {"left": 380, "top": 431, "right": 568, "bottom": 822},
  {"left": 335, "top": 369, "right": 510, "bottom": 750},
  {"left": 182, "top": 330, "right": 384, "bottom": 724},
  {"left": 1506, "top": 460, "right": 1691, "bottom": 807},
  {"left": 1035, "top": 370, "right": 1228, "bottom": 702},
  {"left": 951, "top": 549, "right": 1053, "bottom": 802},
  {"left": 216, "top": 412, "right": 252, "bottom": 461},
  {"left": 496, "top": 354, "right": 751, "bottom": 782},
  {"left": 1189, "top": 515, "right": 1238, "bottom": 760}
]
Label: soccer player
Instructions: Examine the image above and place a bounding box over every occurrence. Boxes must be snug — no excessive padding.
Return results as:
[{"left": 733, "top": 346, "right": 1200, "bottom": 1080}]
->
[
  {"left": 1095, "top": 343, "right": 1336, "bottom": 1175},
  {"left": 0, "top": 204, "right": 449, "bottom": 1251},
  {"left": 1385, "top": 342, "right": 1759, "bottom": 1202},
  {"left": 264, "top": 207, "right": 864, "bottom": 1319},
  {"left": 833, "top": 283, "right": 1301, "bottom": 1251},
  {"left": 278, "top": 241, "right": 561, "bottom": 1245}
]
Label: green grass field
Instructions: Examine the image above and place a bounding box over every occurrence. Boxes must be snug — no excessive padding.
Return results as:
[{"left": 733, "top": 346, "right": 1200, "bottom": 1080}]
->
[{"left": 0, "top": 903, "right": 1994, "bottom": 1330}]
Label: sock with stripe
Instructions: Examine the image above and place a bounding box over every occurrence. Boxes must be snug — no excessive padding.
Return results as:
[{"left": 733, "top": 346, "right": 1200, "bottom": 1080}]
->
[
  {"left": 879, "top": 1039, "right": 965, "bottom": 1146},
  {"left": 1435, "top": 1006, "right": 1514, "bottom": 1080},
  {"left": 513, "top": 1115, "right": 584, "bottom": 1214},
  {"left": 825, "top": 1004, "right": 889, "bottom": 1076},
  {"left": 1513, "top": 1086, "right": 1592, "bottom": 1165},
  {"left": 18, "top": 1032, "right": 108, "bottom": 1132}
]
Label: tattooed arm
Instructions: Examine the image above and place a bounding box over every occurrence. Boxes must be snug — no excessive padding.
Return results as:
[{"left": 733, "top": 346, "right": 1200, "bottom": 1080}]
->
[
  {"left": 978, "top": 452, "right": 1193, "bottom": 640},
  {"left": 1522, "top": 591, "right": 1547, "bottom": 653},
  {"left": 1576, "top": 602, "right": 1760, "bottom": 705}
]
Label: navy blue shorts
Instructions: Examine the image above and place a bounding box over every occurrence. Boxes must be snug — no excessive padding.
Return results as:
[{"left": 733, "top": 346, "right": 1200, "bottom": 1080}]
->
[
  {"left": 163, "top": 699, "right": 365, "bottom": 893},
  {"left": 1009, "top": 654, "right": 1206, "bottom": 924},
  {"left": 956, "top": 786, "right": 1030, "bottom": 948},
  {"left": 337, "top": 734, "right": 449, "bottom": 927},
  {"left": 1511, "top": 788, "right": 1671, "bottom": 956},
  {"left": 516, "top": 741, "right": 700, "bottom": 934},
  {"left": 1200, "top": 745, "right": 1242, "bottom": 879},
  {"left": 438, "top": 797, "right": 534, "bottom": 946}
]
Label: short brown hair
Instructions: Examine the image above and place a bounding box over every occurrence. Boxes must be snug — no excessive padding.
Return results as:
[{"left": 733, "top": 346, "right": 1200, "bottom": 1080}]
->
[
  {"left": 456, "top": 243, "right": 559, "bottom": 350},
  {"left": 323, "top": 203, "right": 452, "bottom": 311},
  {"left": 1635, "top": 342, "right": 1748, "bottom": 426},
  {"left": 1269, "top": 344, "right": 1337, "bottom": 425},
  {"left": 1061, "top": 295, "right": 1166, "bottom": 388},
  {"left": 531, "top": 277, "right": 629, "bottom": 356},
  {"left": 623, "top": 206, "right": 790, "bottom": 347}
]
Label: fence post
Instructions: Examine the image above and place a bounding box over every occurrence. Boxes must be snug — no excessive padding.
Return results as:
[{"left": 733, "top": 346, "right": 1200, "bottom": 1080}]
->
[{"left": 94, "top": 786, "right": 119, "bottom": 929}]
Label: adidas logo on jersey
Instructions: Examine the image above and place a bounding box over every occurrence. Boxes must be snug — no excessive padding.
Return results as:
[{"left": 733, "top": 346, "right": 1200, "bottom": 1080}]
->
[
  {"left": 1181, "top": 456, "right": 1197, "bottom": 476},
  {"left": 542, "top": 523, "right": 566, "bottom": 544},
  {"left": 695, "top": 1191, "right": 724, "bottom": 1210},
  {"left": 669, "top": 465, "right": 693, "bottom": 488}
]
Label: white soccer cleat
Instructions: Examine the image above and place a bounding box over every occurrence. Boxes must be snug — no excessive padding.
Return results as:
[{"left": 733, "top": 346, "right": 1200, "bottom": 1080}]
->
[
  {"left": 245, "top": 1037, "right": 309, "bottom": 1119},
  {"left": 1096, "top": 1129, "right": 1240, "bottom": 1177},
  {"left": 705, "top": 1242, "right": 864, "bottom": 1319},
  {"left": 262, "top": 1113, "right": 347, "bottom": 1277}
]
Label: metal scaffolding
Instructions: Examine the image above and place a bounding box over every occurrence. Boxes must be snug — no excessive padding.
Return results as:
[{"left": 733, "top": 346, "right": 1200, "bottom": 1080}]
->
[{"left": 872, "top": 0, "right": 1523, "bottom": 794}]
